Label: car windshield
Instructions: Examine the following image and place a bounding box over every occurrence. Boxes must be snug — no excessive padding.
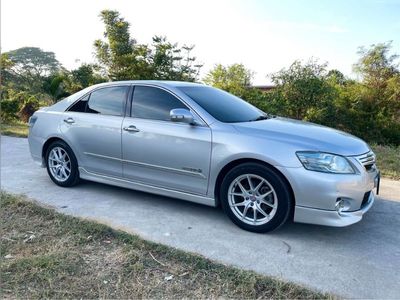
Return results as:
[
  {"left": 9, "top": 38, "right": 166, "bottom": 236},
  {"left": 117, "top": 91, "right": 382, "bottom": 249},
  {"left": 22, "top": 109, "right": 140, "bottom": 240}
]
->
[{"left": 178, "top": 86, "right": 268, "bottom": 123}]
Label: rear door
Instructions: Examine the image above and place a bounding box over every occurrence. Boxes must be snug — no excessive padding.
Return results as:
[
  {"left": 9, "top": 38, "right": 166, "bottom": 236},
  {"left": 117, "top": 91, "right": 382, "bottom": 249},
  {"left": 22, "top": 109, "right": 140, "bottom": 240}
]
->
[
  {"left": 121, "top": 85, "right": 212, "bottom": 195},
  {"left": 62, "top": 85, "right": 131, "bottom": 177}
]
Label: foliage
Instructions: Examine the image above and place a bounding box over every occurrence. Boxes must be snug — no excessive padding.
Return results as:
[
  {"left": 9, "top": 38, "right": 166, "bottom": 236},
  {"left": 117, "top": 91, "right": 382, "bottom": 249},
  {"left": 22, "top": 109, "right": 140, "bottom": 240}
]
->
[
  {"left": 0, "top": 99, "right": 20, "bottom": 121},
  {"left": 93, "top": 10, "right": 136, "bottom": 80},
  {"left": 1, "top": 90, "right": 30, "bottom": 121},
  {"left": 0, "top": 9, "right": 398, "bottom": 146},
  {"left": 42, "top": 73, "right": 69, "bottom": 102},
  {"left": 2, "top": 47, "right": 61, "bottom": 93},
  {"left": 0, "top": 53, "right": 15, "bottom": 88},
  {"left": 150, "top": 36, "right": 201, "bottom": 81},
  {"left": 41, "top": 64, "right": 107, "bottom": 103},
  {"left": 371, "top": 144, "right": 400, "bottom": 180},
  {"left": 19, "top": 95, "right": 40, "bottom": 122},
  {"left": 268, "top": 59, "right": 337, "bottom": 125},
  {"left": 6, "top": 47, "right": 60, "bottom": 76},
  {"left": 354, "top": 41, "right": 399, "bottom": 88},
  {"left": 0, "top": 90, "right": 41, "bottom": 122},
  {"left": 343, "top": 42, "right": 400, "bottom": 144},
  {"left": 70, "top": 63, "right": 106, "bottom": 90},
  {"left": 204, "top": 43, "right": 399, "bottom": 145},
  {"left": 203, "top": 64, "right": 253, "bottom": 99},
  {"left": 94, "top": 10, "right": 201, "bottom": 81}
]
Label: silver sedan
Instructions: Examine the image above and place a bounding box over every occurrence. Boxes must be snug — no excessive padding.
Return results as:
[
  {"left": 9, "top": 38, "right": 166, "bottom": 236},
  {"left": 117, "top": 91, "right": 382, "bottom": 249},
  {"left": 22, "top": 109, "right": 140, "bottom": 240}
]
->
[{"left": 28, "top": 81, "right": 380, "bottom": 232}]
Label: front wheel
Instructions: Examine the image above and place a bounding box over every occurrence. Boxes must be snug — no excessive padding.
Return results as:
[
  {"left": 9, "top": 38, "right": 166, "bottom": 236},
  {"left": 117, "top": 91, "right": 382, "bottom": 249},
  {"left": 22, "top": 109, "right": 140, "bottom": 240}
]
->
[
  {"left": 45, "top": 140, "right": 80, "bottom": 187},
  {"left": 220, "top": 163, "right": 292, "bottom": 233}
]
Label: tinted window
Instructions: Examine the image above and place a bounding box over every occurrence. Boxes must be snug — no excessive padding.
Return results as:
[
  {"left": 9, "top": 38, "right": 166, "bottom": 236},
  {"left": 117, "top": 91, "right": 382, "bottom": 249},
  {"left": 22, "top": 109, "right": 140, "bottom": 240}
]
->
[
  {"left": 68, "top": 94, "right": 89, "bottom": 112},
  {"left": 87, "top": 86, "right": 128, "bottom": 116},
  {"left": 178, "top": 86, "right": 265, "bottom": 123},
  {"left": 132, "top": 86, "right": 187, "bottom": 121}
]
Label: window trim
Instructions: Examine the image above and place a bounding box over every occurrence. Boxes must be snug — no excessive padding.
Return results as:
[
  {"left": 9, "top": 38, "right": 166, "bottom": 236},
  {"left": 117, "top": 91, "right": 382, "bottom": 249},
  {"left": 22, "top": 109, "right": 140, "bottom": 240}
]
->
[{"left": 129, "top": 84, "right": 208, "bottom": 126}]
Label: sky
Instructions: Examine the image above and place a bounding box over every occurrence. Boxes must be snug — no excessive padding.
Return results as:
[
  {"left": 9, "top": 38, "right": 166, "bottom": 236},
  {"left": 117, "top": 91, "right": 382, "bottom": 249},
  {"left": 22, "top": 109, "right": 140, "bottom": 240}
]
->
[{"left": 1, "top": 0, "right": 399, "bottom": 84}]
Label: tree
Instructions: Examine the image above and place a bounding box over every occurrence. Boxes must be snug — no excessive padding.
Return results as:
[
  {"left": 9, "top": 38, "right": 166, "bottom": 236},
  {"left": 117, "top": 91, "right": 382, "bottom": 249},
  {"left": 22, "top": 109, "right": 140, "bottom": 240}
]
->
[
  {"left": 347, "top": 42, "right": 400, "bottom": 144},
  {"left": 4, "top": 47, "right": 61, "bottom": 93},
  {"left": 326, "top": 69, "right": 347, "bottom": 86},
  {"left": 354, "top": 41, "right": 399, "bottom": 89},
  {"left": 71, "top": 64, "right": 106, "bottom": 90},
  {"left": 0, "top": 53, "right": 15, "bottom": 88},
  {"left": 93, "top": 10, "right": 201, "bottom": 81},
  {"left": 42, "top": 73, "right": 71, "bottom": 102},
  {"left": 94, "top": 10, "right": 136, "bottom": 80},
  {"left": 203, "top": 64, "right": 253, "bottom": 98},
  {"left": 150, "top": 36, "right": 200, "bottom": 81},
  {"left": 270, "top": 59, "right": 336, "bottom": 123}
]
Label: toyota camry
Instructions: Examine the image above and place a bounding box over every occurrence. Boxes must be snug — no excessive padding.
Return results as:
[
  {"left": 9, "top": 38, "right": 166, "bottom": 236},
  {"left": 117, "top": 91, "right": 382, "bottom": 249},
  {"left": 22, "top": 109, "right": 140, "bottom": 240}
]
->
[{"left": 28, "top": 81, "right": 380, "bottom": 232}]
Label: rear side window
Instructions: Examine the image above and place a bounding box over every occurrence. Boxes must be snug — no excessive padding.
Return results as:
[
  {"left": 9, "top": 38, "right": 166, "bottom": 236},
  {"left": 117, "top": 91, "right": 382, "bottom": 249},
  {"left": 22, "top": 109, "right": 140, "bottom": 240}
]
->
[
  {"left": 132, "top": 86, "right": 187, "bottom": 121},
  {"left": 87, "top": 86, "right": 129, "bottom": 116},
  {"left": 68, "top": 94, "right": 89, "bottom": 112},
  {"left": 68, "top": 86, "right": 129, "bottom": 116}
]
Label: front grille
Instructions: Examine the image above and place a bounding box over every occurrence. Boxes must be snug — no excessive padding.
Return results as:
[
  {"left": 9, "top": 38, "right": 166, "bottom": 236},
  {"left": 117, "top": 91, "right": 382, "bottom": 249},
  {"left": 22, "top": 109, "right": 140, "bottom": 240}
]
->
[{"left": 354, "top": 151, "right": 376, "bottom": 172}]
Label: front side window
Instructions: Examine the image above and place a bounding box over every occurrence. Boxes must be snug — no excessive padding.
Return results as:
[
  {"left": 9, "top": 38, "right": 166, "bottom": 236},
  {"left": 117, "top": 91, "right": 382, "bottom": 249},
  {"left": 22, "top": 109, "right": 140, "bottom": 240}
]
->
[
  {"left": 132, "top": 86, "right": 187, "bottom": 121},
  {"left": 86, "top": 86, "right": 129, "bottom": 116}
]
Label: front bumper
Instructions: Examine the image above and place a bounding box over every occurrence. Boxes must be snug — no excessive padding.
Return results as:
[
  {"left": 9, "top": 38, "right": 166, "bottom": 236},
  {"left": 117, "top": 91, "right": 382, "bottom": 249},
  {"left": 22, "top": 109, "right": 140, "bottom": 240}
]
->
[
  {"left": 293, "top": 190, "right": 375, "bottom": 226},
  {"left": 276, "top": 160, "right": 379, "bottom": 227}
]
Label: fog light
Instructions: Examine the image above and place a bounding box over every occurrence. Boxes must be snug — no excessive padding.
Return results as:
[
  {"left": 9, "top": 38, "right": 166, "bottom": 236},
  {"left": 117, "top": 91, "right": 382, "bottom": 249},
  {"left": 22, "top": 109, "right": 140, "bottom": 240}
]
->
[
  {"left": 335, "top": 198, "right": 351, "bottom": 213},
  {"left": 336, "top": 199, "right": 345, "bottom": 212}
]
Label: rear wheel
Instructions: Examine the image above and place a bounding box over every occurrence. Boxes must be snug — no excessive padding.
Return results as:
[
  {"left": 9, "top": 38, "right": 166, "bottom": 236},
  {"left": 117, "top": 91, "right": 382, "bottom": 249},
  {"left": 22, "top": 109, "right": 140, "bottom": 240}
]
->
[
  {"left": 220, "top": 163, "right": 292, "bottom": 233},
  {"left": 45, "top": 140, "right": 80, "bottom": 187}
]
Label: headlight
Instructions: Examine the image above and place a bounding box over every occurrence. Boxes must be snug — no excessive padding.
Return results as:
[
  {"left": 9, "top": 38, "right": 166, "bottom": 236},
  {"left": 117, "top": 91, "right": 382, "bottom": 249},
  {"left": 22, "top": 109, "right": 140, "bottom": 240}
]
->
[{"left": 296, "top": 152, "right": 355, "bottom": 174}]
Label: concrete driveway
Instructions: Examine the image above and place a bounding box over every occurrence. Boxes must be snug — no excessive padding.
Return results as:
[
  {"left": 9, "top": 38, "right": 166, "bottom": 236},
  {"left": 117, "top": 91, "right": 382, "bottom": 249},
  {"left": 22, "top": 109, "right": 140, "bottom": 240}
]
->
[{"left": 1, "top": 136, "right": 400, "bottom": 298}]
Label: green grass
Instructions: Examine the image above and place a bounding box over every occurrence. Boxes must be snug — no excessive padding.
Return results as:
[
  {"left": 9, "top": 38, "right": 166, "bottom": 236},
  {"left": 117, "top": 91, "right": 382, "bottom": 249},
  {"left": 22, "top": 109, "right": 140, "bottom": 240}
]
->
[
  {"left": 0, "top": 191, "right": 328, "bottom": 299},
  {"left": 371, "top": 144, "right": 400, "bottom": 180},
  {"left": 0, "top": 120, "right": 398, "bottom": 180},
  {"left": 0, "top": 121, "right": 29, "bottom": 137}
]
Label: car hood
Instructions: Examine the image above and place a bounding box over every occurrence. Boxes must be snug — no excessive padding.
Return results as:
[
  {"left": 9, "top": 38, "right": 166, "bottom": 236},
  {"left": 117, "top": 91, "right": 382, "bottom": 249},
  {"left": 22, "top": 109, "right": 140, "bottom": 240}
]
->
[{"left": 233, "top": 117, "right": 370, "bottom": 156}]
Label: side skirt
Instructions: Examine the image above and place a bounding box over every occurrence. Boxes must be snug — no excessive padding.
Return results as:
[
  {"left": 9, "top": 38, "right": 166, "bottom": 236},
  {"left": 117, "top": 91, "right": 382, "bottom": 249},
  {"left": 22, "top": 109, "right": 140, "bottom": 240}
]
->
[{"left": 78, "top": 167, "right": 216, "bottom": 207}]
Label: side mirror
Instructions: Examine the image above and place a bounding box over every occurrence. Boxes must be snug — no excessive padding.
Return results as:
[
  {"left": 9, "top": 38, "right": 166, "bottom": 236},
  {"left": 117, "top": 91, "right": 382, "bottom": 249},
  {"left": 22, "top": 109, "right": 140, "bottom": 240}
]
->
[{"left": 170, "top": 108, "right": 195, "bottom": 125}]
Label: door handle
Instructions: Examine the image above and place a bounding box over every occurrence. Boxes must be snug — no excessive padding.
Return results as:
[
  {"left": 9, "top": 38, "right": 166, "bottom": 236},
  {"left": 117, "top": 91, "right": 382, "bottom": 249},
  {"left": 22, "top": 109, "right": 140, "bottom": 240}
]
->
[
  {"left": 123, "top": 125, "right": 140, "bottom": 132},
  {"left": 64, "top": 117, "right": 75, "bottom": 124}
]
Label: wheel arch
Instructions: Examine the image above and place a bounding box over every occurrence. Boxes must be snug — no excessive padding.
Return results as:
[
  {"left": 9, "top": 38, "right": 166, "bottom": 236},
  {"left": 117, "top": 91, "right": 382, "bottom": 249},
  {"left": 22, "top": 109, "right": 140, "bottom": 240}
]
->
[{"left": 214, "top": 158, "right": 296, "bottom": 212}]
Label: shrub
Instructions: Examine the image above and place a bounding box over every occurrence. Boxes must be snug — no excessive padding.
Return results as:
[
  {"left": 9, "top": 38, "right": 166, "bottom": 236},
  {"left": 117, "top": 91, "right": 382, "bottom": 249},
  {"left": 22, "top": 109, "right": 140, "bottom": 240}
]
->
[
  {"left": 0, "top": 99, "right": 20, "bottom": 121},
  {"left": 19, "top": 96, "right": 40, "bottom": 122}
]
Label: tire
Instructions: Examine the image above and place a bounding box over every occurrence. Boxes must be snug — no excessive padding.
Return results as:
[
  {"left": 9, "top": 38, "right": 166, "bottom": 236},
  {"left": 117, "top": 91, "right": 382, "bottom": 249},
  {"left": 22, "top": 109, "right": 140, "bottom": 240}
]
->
[
  {"left": 45, "top": 140, "right": 80, "bottom": 187},
  {"left": 220, "top": 162, "right": 292, "bottom": 233}
]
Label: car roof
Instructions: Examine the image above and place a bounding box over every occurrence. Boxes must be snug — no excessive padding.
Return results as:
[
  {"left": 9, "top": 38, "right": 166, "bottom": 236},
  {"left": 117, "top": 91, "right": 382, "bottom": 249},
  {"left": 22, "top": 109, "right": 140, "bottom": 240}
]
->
[{"left": 91, "top": 80, "right": 205, "bottom": 89}]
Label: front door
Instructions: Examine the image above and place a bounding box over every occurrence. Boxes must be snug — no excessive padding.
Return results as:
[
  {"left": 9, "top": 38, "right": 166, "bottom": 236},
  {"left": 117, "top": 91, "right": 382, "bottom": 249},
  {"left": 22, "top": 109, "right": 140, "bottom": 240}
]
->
[{"left": 122, "top": 85, "right": 212, "bottom": 195}]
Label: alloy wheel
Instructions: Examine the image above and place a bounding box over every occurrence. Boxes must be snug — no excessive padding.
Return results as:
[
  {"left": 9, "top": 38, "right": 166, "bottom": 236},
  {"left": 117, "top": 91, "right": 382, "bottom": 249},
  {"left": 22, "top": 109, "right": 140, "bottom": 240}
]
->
[
  {"left": 48, "top": 147, "right": 71, "bottom": 182},
  {"left": 228, "top": 174, "right": 278, "bottom": 225}
]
